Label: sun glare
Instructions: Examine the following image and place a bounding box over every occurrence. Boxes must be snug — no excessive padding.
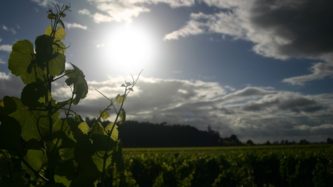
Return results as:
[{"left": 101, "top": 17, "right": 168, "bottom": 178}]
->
[{"left": 98, "top": 24, "right": 156, "bottom": 74}]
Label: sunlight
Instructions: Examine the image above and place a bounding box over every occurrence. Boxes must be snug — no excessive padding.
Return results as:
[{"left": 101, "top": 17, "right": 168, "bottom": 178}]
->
[{"left": 98, "top": 24, "right": 156, "bottom": 74}]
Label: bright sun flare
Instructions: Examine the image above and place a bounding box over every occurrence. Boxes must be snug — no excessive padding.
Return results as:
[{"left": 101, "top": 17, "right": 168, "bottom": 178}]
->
[{"left": 98, "top": 24, "right": 156, "bottom": 74}]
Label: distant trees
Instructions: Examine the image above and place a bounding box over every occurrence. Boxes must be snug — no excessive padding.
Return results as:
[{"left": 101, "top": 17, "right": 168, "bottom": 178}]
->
[{"left": 118, "top": 121, "right": 223, "bottom": 147}]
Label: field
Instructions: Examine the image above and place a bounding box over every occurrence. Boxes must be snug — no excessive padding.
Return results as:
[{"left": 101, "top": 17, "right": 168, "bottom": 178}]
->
[{"left": 121, "top": 145, "right": 333, "bottom": 187}]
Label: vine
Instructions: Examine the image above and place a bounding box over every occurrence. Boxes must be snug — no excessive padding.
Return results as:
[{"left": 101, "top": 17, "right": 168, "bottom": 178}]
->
[{"left": 0, "top": 5, "right": 135, "bottom": 187}]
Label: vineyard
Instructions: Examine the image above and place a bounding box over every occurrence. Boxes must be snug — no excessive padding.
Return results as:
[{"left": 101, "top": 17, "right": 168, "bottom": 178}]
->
[{"left": 120, "top": 145, "right": 333, "bottom": 187}]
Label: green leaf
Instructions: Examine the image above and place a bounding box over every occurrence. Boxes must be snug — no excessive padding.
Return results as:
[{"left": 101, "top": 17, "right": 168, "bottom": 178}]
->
[
  {"left": 9, "top": 97, "right": 41, "bottom": 141},
  {"left": 8, "top": 40, "right": 39, "bottom": 84},
  {"left": 65, "top": 64, "right": 88, "bottom": 105},
  {"left": 2, "top": 96, "right": 17, "bottom": 114},
  {"left": 100, "top": 111, "right": 110, "bottom": 120},
  {"left": 92, "top": 151, "right": 112, "bottom": 173},
  {"left": 90, "top": 122, "right": 104, "bottom": 135},
  {"left": 58, "top": 148, "right": 74, "bottom": 161},
  {"left": 115, "top": 94, "right": 125, "bottom": 105},
  {"left": 105, "top": 123, "right": 118, "bottom": 141},
  {"left": 25, "top": 149, "right": 46, "bottom": 171},
  {"left": 78, "top": 122, "right": 89, "bottom": 135},
  {"left": 119, "top": 109, "right": 126, "bottom": 123},
  {"left": 54, "top": 175, "right": 70, "bottom": 187},
  {"left": 48, "top": 53, "right": 65, "bottom": 76},
  {"left": 0, "top": 116, "right": 21, "bottom": 151},
  {"left": 45, "top": 25, "right": 66, "bottom": 40},
  {"left": 35, "top": 35, "right": 53, "bottom": 66},
  {"left": 21, "top": 81, "right": 47, "bottom": 108}
]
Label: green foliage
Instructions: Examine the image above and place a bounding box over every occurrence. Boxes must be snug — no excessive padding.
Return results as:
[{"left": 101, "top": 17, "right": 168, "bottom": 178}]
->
[
  {"left": 122, "top": 146, "right": 333, "bottom": 187},
  {"left": 0, "top": 4, "right": 137, "bottom": 186}
]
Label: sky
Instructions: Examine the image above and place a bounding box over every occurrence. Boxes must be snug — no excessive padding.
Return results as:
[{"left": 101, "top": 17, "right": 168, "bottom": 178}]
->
[{"left": 0, "top": 0, "right": 333, "bottom": 142}]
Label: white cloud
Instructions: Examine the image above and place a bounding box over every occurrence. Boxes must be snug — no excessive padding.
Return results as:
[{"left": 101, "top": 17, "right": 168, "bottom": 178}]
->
[
  {"left": 43, "top": 76, "right": 333, "bottom": 142},
  {"left": 164, "top": 13, "right": 205, "bottom": 40},
  {"left": 31, "top": 0, "right": 56, "bottom": 7},
  {"left": 0, "top": 72, "right": 10, "bottom": 80},
  {"left": 65, "top": 22, "right": 88, "bottom": 30},
  {"left": 0, "top": 58, "right": 6, "bottom": 64},
  {"left": 283, "top": 62, "right": 333, "bottom": 85},
  {"left": 1, "top": 74, "right": 332, "bottom": 141},
  {"left": 81, "top": 1, "right": 150, "bottom": 23},
  {"left": 83, "top": 0, "right": 195, "bottom": 23},
  {"left": 2, "top": 25, "right": 16, "bottom": 34},
  {"left": 0, "top": 44, "right": 12, "bottom": 53}
]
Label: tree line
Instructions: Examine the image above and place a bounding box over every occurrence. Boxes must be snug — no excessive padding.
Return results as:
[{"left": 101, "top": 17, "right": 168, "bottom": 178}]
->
[{"left": 85, "top": 119, "right": 333, "bottom": 147}]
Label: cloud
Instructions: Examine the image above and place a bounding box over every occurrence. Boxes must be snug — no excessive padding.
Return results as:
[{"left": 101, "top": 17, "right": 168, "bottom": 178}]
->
[
  {"left": 80, "top": 1, "right": 149, "bottom": 23},
  {"left": 1, "top": 71, "right": 332, "bottom": 142},
  {"left": 82, "top": 0, "right": 195, "bottom": 23},
  {"left": 164, "top": 13, "right": 206, "bottom": 40},
  {"left": 283, "top": 63, "right": 333, "bottom": 85},
  {"left": 50, "top": 76, "right": 333, "bottom": 142},
  {"left": 65, "top": 22, "right": 88, "bottom": 30},
  {"left": 1, "top": 25, "right": 17, "bottom": 34},
  {"left": 165, "top": 0, "right": 333, "bottom": 84},
  {"left": 0, "top": 44, "right": 12, "bottom": 53},
  {"left": 0, "top": 58, "right": 6, "bottom": 64},
  {"left": 0, "top": 73, "right": 23, "bottom": 98},
  {"left": 31, "top": 0, "right": 56, "bottom": 7}
]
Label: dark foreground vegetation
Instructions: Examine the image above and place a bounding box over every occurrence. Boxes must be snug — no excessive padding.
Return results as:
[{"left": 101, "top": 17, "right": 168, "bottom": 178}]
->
[{"left": 121, "top": 145, "right": 333, "bottom": 187}]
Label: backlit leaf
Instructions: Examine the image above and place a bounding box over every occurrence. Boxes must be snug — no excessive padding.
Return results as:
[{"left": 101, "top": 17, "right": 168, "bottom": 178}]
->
[
  {"left": 25, "top": 149, "right": 46, "bottom": 171},
  {"left": 45, "top": 25, "right": 66, "bottom": 40},
  {"left": 48, "top": 53, "right": 65, "bottom": 76},
  {"left": 65, "top": 64, "right": 88, "bottom": 105},
  {"left": 8, "top": 40, "right": 38, "bottom": 84},
  {"left": 21, "top": 81, "right": 46, "bottom": 108},
  {"left": 100, "top": 111, "right": 110, "bottom": 120},
  {"left": 9, "top": 97, "right": 41, "bottom": 141},
  {"left": 92, "top": 151, "right": 112, "bottom": 172},
  {"left": 115, "top": 94, "right": 125, "bottom": 105},
  {"left": 105, "top": 123, "right": 118, "bottom": 141},
  {"left": 78, "top": 122, "right": 89, "bottom": 135},
  {"left": 35, "top": 35, "right": 53, "bottom": 66},
  {"left": 119, "top": 108, "right": 126, "bottom": 123}
]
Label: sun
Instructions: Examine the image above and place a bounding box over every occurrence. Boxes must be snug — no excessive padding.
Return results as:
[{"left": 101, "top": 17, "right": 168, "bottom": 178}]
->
[{"left": 98, "top": 24, "right": 156, "bottom": 74}]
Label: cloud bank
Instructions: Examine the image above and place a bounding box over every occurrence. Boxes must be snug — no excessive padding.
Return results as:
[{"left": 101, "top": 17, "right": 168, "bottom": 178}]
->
[{"left": 1, "top": 74, "right": 332, "bottom": 142}]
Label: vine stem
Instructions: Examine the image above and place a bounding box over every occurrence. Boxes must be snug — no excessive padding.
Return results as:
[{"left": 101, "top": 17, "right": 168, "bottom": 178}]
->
[{"left": 100, "top": 72, "right": 141, "bottom": 187}]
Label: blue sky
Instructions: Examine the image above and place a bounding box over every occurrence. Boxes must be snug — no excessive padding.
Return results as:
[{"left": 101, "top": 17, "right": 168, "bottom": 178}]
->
[{"left": 1, "top": 0, "right": 333, "bottom": 142}]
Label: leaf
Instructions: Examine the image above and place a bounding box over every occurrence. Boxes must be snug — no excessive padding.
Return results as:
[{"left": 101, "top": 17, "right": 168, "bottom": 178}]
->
[
  {"left": 48, "top": 53, "right": 65, "bottom": 76},
  {"left": 115, "top": 94, "right": 125, "bottom": 105},
  {"left": 65, "top": 64, "right": 88, "bottom": 105},
  {"left": 9, "top": 97, "right": 41, "bottom": 141},
  {"left": 54, "top": 175, "right": 70, "bottom": 187},
  {"left": 45, "top": 25, "right": 66, "bottom": 40},
  {"left": 92, "top": 151, "right": 112, "bottom": 173},
  {"left": 2, "top": 96, "right": 17, "bottom": 114},
  {"left": 119, "top": 108, "right": 126, "bottom": 123},
  {"left": 78, "top": 122, "right": 89, "bottom": 135},
  {"left": 0, "top": 116, "right": 22, "bottom": 151},
  {"left": 21, "top": 81, "right": 47, "bottom": 108},
  {"left": 8, "top": 40, "right": 39, "bottom": 84},
  {"left": 35, "top": 35, "right": 53, "bottom": 66},
  {"left": 25, "top": 149, "right": 46, "bottom": 171},
  {"left": 90, "top": 122, "right": 104, "bottom": 135},
  {"left": 58, "top": 148, "right": 74, "bottom": 161},
  {"left": 100, "top": 111, "right": 110, "bottom": 120},
  {"left": 105, "top": 123, "right": 118, "bottom": 141}
]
